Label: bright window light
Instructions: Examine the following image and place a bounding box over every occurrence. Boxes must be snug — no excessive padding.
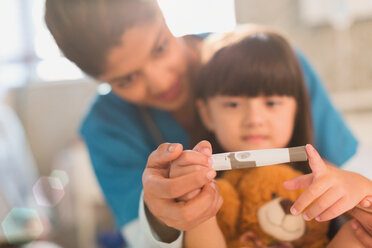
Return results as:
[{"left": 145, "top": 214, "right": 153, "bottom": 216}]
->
[
  {"left": 157, "top": 0, "right": 236, "bottom": 37},
  {"left": 32, "top": 0, "right": 61, "bottom": 60},
  {"left": 0, "top": 0, "right": 23, "bottom": 62},
  {"left": 299, "top": 0, "right": 372, "bottom": 29},
  {"left": 1, "top": 0, "right": 237, "bottom": 84},
  {"left": 36, "top": 58, "right": 85, "bottom": 81}
]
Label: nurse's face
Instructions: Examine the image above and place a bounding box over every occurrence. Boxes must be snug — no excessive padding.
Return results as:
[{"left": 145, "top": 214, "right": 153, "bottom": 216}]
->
[{"left": 100, "top": 13, "right": 191, "bottom": 111}]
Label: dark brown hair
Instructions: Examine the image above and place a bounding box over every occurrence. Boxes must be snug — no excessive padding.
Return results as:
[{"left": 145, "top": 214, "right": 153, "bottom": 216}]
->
[
  {"left": 193, "top": 27, "right": 313, "bottom": 163},
  {"left": 45, "top": 0, "right": 158, "bottom": 78}
]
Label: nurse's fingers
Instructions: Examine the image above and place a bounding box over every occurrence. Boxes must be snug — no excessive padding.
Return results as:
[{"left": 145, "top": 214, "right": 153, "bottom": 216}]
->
[
  {"left": 349, "top": 207, "right": 372, "bottom": 236},
  {"left": 149, "top": 181, "right": 222, "bottom": 230},
  {"left": 146, "top": 142, "right": 183, "bottom": 170},
  {"left": 171, "top": 182, "right": 223, "bottom": 230},
  {"left": 143, "top": 167, "right": 216, "bottom": 199},
  {"left": 359, "top": 196, "right": 372, "bottom": 209},
  {"left": 351, "top": 220, "right": 372, "bottom": 248}
]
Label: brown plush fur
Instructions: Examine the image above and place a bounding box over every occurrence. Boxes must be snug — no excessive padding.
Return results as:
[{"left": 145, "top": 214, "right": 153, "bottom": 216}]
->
[{"left": 216, "top": 165, "right": 329, "bottom": 248}]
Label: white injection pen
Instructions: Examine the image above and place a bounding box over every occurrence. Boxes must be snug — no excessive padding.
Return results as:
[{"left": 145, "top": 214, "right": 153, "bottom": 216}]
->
[{"left": 212, "top": 146, "right": 308, "bottom": 171}]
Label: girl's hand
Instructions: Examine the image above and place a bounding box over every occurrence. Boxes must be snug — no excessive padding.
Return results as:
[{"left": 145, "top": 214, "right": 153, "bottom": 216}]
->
[{"left": 283, "top": 144, "right": 372, "bottom": 222}]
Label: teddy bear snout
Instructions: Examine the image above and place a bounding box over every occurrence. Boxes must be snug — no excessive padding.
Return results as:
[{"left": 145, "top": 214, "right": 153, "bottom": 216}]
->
[
  {"left": 280, "top": 198, "right": 293, "bottom": 215},
  {"left": 257, "top": 197, "right": 306, "bottom": 242}
]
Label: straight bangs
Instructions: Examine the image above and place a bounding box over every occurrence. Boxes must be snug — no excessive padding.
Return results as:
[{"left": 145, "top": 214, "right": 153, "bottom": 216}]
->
[{"left": 196, "top": 33, "right": 304, "bottom": 101}]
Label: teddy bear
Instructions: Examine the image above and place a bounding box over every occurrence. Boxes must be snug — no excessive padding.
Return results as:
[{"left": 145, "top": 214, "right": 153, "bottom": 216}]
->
[{"left": 216, "top": 164, "right": 330, "bottom": 248}]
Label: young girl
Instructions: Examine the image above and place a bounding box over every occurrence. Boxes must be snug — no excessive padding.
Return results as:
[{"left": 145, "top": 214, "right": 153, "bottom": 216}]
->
[{"left": 169, "top": 25, "right": 372, "bottom": 247}]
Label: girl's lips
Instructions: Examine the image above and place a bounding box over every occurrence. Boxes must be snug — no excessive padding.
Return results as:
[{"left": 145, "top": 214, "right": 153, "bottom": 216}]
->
[
  {"left": 156, "top": 79, "right": 182, "bottom": 102},
  {"left": 242, "top": 136, "right": 267, "bottom": 142}
]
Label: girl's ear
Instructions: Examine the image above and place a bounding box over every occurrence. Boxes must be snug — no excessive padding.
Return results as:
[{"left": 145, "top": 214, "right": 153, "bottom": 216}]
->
[{"left": 196, "top": 99, "right": 215, "bottom": 132}]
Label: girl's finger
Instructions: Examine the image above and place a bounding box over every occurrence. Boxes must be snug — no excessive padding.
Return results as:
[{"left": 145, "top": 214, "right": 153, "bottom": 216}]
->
[
  {"left": 193, "top": 140, "right": 213, "bottom": 157},
  {"left": 290, "top": 176, "right": 331, "bottom": 216},
  {"left": 283, "top": 173, "right": 314, "bottom": 190},
  {"left": 306, "top": 144, "right": 327, "bottom": 176},
  {"left": 316, "top": 196, "right": 357, "bottom": 222},
  {"left": 302, "top": 186, "right": 343, "bottom": 221},
  {"left": 178, "top": 175, "right": 223, "bottom": 202},
  {"left": 171, "top": 150, "right": 211, "bottom": 168},
  {"left": 170, "top": 164, "right": 207, "bottom": 178},
  {"left": 177, "top": 189, "right": 201, "bottom": 202}
]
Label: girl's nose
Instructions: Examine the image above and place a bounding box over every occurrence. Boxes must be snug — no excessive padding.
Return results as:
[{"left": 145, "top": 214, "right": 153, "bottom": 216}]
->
[{"left": 242, "top": 103, "right": 264, "bottom": 127}]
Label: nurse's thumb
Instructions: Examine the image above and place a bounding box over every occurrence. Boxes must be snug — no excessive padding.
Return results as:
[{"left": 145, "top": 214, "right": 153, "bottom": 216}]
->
[{"left": 147, "top": 143, "right": 183, "bottom": 169}]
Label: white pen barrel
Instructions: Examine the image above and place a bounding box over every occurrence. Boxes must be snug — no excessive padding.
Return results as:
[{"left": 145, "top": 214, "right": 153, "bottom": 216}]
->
[
  {"left": 211, "top": 146, "right": 307, "bottom": 171},
  {"left": 212, "top": 153, "right": 232, "bottom": 171},
  {"left": 254, "top": 148, "right": 290, "bottom": 166}
]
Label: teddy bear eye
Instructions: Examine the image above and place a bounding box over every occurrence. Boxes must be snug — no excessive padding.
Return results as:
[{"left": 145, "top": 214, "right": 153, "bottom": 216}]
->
[{"left": 271, "top": 192, "right": 277, "bottom": 199}]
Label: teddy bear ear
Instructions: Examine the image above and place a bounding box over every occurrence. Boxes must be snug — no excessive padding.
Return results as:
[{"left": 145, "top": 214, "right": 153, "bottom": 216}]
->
[{"left": 216, "top": 179, "right": 241, "bottom": 240}]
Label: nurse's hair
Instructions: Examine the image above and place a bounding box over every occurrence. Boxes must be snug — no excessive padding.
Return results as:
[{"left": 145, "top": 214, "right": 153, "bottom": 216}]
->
[
  {"left": 195, "top": 25, "right": 313, "bottom": 149},
  {"left": 45, "top": 0, "right": 158, "bottom": 78}
]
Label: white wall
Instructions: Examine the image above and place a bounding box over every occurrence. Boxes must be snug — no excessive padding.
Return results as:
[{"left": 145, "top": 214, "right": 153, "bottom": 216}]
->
[{"left": 234, "top": 0, "right": 372, "bottom": 92}]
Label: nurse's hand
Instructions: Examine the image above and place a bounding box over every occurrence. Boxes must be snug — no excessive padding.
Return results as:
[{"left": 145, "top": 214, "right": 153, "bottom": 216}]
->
[
  {"left": 359, "top": 195, "right": 372, "bottom": 209},
  {"left": 349, "top": 204, "right": 372, "bottom": 248},
  {"left": 142, "top": 141, "right": 221, "bottom": 231}
]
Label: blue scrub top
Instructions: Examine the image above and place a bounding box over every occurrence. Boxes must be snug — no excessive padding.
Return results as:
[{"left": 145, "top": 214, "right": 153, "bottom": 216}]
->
[{"left": 80, "top": 52, "right": 357, "bottom": 228}]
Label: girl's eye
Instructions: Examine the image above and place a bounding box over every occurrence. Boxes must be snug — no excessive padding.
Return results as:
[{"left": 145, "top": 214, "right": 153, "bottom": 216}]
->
[
  {"left": 223, "top": 102, "right": 239, "bottom": 108},
  {"left": 266, "top": 100, "right": 280, "bottom": 107}
]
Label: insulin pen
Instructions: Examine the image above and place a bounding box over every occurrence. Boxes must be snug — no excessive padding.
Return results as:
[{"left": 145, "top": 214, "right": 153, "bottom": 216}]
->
[{"left": 211, "top": 146, "right": 308, "bottom": 171}]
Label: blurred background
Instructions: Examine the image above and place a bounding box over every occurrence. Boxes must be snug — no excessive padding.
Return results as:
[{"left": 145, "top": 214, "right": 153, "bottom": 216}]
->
[{"left": 0, "top": 0, "right": 371, "bottom": 247}]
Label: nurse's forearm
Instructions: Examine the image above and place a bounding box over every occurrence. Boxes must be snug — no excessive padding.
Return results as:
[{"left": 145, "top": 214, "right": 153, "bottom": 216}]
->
[{"left": 144, "top": 203, "right": 181, "bottom": 243}]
